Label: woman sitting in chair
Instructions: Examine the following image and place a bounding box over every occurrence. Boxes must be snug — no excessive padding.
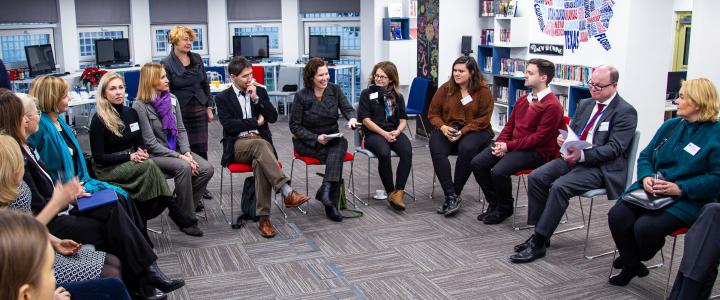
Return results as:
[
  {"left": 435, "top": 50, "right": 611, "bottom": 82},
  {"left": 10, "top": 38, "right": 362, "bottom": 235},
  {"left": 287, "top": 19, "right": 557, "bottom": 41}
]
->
[
  {"left": 608, "top": 78, "right": 720, "bottom": 286},
  {"left": 427, "top": 56, "right": 493, "bottom": 217},
  {"left": 289, "top": 57, "right": 360, "bottom": 222},
  {"left": 357, "top": 61, "right": 412, "bottom": 211},
  {"left": 89, "top": 71, "right": 196, "bottom": 233},
  {"left": 133, "top": 63, "right": 214, "bottom": 236}
]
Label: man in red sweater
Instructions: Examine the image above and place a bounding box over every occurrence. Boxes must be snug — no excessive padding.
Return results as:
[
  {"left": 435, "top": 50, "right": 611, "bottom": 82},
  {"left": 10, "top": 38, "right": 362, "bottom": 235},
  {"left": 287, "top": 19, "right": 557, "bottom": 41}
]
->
[{"left": 471, "top": 58, "right": 564, "bottom": 224}]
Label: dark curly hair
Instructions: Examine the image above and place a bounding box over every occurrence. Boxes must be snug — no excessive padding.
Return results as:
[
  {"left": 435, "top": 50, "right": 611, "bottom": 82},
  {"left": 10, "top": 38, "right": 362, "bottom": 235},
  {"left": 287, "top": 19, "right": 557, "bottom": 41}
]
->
[{"left": 303, "top": 57, "right": 328, "bottom": 89}]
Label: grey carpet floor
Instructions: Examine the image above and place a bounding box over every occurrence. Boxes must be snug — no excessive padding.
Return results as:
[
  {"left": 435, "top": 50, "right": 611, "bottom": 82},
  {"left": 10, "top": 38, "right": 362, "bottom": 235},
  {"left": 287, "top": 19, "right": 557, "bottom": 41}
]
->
[{"left": 78, "top": 118, "right": 715, "bottom": 299}]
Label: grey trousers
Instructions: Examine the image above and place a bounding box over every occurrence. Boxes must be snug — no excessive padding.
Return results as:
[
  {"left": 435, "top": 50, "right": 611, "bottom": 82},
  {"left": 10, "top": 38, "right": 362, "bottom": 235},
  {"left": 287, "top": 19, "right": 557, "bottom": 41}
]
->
[
  {"left": 233, "top": 137, "right": 290, "bottom": 216},
  {"left": 527, "top": 158, "right": 604, "bottom": 237},
  {"left": 151, "top": 153, "right": 214, "bottom": 219}
]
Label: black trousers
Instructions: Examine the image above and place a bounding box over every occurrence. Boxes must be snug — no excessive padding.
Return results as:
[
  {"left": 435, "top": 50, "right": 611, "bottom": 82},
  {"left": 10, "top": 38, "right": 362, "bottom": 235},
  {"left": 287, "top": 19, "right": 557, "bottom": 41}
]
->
[
  {"left": 608, "top": 200, "right": 685, "bottom": 269},
  {"left": 669, "top": 203, "right": 720, "bottom": 300},
  {"left": 363, "top": 132, "right": 412, "bottom": 192},
  {"left": 429, "top": 130, "right": 492, "bottom": 196},
  {"left": 294, "top": 137, "right": 348, "bottom": 183},
  {"left": 47, "top": 194, "right": 157, "bottom": 277},
  {"left": 471, "top": 146, "right": 545, "bottom": 215}
]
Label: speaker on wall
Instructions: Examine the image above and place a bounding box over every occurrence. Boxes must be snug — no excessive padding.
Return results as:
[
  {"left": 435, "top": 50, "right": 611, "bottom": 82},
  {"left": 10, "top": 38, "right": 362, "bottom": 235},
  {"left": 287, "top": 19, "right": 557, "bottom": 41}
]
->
[{"left": 461, "top": 36, "right": 473, "bottom": 56}]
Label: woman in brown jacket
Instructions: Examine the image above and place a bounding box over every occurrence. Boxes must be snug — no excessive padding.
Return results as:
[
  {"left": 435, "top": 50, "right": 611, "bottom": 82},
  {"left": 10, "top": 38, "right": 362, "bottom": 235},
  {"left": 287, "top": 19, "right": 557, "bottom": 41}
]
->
[{"left": 428, "top": 56, "right": 493, "bottom": 216}]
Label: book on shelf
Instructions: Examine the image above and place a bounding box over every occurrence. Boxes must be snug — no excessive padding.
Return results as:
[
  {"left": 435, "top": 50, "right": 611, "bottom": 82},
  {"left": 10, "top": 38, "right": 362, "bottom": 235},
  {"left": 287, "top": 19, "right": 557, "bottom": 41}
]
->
[
  {"left": 498, "top": 112, "right": 508, "bottom": 127},
  {"left": 497, "top": 0, "right": 517, "bottom": 17},
  {"left": 554, "top": 64, "right": 595, "bottom": 86},
  {"left": 557, "top": 94, "right": 569, "bottom": 115},
  {"left": 481, "top": 1, "right": 495, "bottom": 16},
  {"left": 389, "top": 21, "right": 403, "bottom": 40},
  {"left": 481, "top": 29, "right": 494, "bottom": 45},
  {"left": 516, "top": 89, "right": 529, "bottom": 100},
  {"left": 499, "top": 29, "right": 511, "bottom": 43},
  {"left": 493, "top": 85, "right": 509, "bottom": 103},
  {"left": 498, "top": 58, "right": 526, "bottom": 77},
  {"left": 483, "top": 56, "right": 493, "bottom": 73}
]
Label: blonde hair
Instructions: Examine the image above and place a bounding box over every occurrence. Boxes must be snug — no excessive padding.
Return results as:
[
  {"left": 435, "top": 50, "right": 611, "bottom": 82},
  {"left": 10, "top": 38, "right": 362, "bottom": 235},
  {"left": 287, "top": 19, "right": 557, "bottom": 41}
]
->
[
  {"left": 136, "top": 63, "right": 165, "bottom": 103},
  {"left": 368, "top": 61, "right": 401, "bottom": 96},
  {"left": 15, "top": 93, "right": 38, "bottom": 118},
  {"left": 168, "top": 26, "right": 196, "bottom": 46},
  {"left": 0, "top": 134, "right": 24, "bottom": 206},
  {"left": 29, "top": 76, "right": 68, "bottom": 113},
  {"left": 96, "top": 72, "right": 126, "bottom": 137},
  {"left": 681, "top": 78, "right": 720, "bottom": 122},
  {"left": 0, "top": 209, "right": 50, "bottom": 300}
]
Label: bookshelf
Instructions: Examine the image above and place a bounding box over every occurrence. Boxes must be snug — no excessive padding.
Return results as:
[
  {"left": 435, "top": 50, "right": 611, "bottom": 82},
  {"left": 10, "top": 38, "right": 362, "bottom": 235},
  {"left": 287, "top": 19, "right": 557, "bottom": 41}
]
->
[{"left": 382, "top": 18, "right": 411, "bottom": 41}]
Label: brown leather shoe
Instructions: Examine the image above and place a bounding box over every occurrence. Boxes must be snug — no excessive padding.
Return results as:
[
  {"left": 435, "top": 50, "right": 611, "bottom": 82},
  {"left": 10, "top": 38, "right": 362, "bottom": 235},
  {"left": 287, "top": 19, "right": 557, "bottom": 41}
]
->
[
  {"left": 258, "top": 216, "right": 276, "bottom": 238},
  {"left": 388, "top": 190, "right": 406, "bottom": 211},
  {"left": 283, "top": 190, "right": 311, "bottom": 207}
]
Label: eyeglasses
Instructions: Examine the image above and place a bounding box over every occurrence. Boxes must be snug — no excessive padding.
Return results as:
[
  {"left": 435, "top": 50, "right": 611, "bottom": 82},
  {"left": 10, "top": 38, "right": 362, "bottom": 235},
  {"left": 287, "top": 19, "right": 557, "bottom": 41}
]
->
[
  {"left": 374, "top": 74, "right": 389, "bottom": 80},
  {"left": 588, "top": 81, "right": 616, "bottom": 90}
]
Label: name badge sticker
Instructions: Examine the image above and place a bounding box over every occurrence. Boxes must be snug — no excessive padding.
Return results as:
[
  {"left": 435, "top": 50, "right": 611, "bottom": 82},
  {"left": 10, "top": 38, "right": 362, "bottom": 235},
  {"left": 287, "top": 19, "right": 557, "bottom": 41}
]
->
[
  {"left": 684, "top": 142, "right": 700, "bottom": 156},
  {"left": 598, "top": 121, "right": 610, "bottom": 132},
  {"left": 461, "top": 95, "right": 473, "bottom": 106},
  {"left": 171, "top": 97, "right": 177, "bottom": 106},
  {"left": 129, "top": 122, "right": 140, "bottom": 132},
  {"left": 370, "top": 92, "right": 379, "bottom": 100}
]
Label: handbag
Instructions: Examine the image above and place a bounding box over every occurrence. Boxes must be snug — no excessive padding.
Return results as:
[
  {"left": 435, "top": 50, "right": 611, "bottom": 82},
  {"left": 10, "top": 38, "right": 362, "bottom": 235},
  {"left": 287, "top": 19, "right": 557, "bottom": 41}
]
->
[{"left": 621, "top": 189, "right": 676, "bottom": 210}]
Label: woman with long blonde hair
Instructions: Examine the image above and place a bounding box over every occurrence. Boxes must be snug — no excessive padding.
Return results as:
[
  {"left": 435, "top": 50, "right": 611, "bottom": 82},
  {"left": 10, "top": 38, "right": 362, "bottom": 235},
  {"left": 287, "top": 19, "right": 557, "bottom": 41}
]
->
[{"left": 133, "top": 62, "right": 213, "bottom": 237}]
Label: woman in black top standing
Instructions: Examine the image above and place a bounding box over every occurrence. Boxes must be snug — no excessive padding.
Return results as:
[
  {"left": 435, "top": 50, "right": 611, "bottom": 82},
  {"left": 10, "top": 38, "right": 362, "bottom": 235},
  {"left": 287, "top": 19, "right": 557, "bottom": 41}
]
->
[
  {"left": 357, "top": 61, "right": 411, "bottom": 211},
  {"left": 160, "top": 25, "right": 214, "bottom": 202},
  {"left": 289, "top": 57, "right": 359, "bottom": 221},
  {"left": 89, "top": 72, "right": 199, "bottom": 236}
]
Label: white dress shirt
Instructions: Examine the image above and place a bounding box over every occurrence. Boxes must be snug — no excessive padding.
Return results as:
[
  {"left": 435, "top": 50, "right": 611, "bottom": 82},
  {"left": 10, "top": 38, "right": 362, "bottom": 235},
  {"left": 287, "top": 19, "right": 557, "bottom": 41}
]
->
[
  {"left": 528, "top": 87, "right": 552, "bottom": 104},
  {"left": 232, "top": 84, "right": 260, "bottom": 137}
]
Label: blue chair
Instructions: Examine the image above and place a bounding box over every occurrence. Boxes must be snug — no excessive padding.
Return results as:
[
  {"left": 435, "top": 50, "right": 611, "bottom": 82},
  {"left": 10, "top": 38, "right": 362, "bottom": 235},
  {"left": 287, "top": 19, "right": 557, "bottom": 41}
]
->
[
  {"left": 123, "top": 71, "right": 140, "bottom": 104},
  {"left": 405, "top": 76, "right": 432, "bottom": 140}
]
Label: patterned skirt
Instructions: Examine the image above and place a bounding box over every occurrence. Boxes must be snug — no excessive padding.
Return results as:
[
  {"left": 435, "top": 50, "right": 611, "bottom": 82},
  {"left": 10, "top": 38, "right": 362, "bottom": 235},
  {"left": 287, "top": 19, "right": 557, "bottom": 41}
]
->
[
  {"left": 54, "top": 247, "right": 106, "bottom": 284},
  {"left": 93, "top": 160, "right": 172, "bottom": 202},
  {"left": 181, "top": 102, "right": 209, "bottom": 154}
]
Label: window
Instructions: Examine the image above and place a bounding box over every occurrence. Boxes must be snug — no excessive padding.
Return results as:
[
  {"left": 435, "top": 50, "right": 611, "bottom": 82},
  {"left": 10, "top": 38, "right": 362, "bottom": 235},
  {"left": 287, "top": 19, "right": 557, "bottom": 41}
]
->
[
  {"left": 151, "top": 24, "right": 208, "bottom": 58},
  {"left": 0, "top": 27, "right": 55, "bottom": 68},
  {"left": 302, "top": 12, "right": 360, "bottom": 19},
  {"left": 229, "top": 23, "right": 282, "bottom": 55},
  {"left": 78, "top": 26, "right": 129, "bottom": 62}
]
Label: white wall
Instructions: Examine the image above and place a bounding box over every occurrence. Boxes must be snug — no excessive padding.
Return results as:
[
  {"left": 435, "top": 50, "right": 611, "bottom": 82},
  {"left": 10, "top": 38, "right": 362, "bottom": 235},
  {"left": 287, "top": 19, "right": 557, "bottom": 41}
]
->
[
  {"left": 280, "top": 0, "right": 301, "bottom": 64},
  {"left": 437, "top": 0, "right": 481, "bottom": 83},
  {"left": 207, "top": 0, "right": 228, "bottom": 66},
  {"left": 57, "top": 0, "right": 80, "bottom": 73},
  {"left": 687, "top": 0, "right": 719, "bottom": 83},
  {"left": 674, "top": 0, "right": 693, "bottom": 11},
  {"left": 130, "top": 0, "right": 152, "bottom": 65}
]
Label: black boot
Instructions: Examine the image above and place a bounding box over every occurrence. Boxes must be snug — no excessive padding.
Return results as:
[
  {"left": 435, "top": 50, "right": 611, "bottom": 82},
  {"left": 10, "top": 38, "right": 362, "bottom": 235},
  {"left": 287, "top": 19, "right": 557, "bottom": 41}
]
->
[
  {"left": 142, "top": 262, "right": 185, "bottom": 293},
  {"left": 315, "top": 182, "right": 333, "bottom": 206},
  {"left": 324, "top": 182, "right": 343, "bottom": 222},
  {"left": 134, "top": 282, "right": 168, "bottom": 300}
]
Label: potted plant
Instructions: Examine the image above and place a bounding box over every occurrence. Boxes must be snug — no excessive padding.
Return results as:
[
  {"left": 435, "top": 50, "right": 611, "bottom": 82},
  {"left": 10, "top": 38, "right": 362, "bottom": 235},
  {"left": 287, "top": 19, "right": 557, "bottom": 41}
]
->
[{"left": 80, "top": 67, "right": 107, "bottom": 91}]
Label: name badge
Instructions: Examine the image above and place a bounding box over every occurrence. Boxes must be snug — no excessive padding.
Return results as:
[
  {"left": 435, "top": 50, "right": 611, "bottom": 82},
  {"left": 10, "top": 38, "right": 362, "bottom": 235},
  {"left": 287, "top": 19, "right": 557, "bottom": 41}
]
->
[
  {"left": 684, "top": 142, "right": 701, "bottom": 156},
  {"left": 171, "top": 97, "right": 177, "bottom": 106},
  {"left": 461, "top": 95, "right": 473, "bottom": 106},
  {"left": 598, "top": 121, "right": 609, "bottom": 132},
  {"left": 129, "top": 122, "right": 140, "bottom": 132},
  {"left": 370, "top": 92, "right": 379, "bottom": 100}
]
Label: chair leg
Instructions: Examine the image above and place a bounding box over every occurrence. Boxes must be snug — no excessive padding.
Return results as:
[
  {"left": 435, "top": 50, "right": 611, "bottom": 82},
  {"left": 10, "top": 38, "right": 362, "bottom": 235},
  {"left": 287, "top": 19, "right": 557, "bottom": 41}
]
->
[
  {"left": 665, "top": 236, "right": 680, "bottom": 299},
  {"left": 218, "top": 167, "right": 232, "bottom": 225},
  {"left": 513, "top": 175, "right": 533, "bottom": 231},
  {"left": 348, "top": 159, "right": 364, "bottom": 206},
  {"left": 408, "top": 163, "right": 416, "bottom": 201},
  {"left": 289, "top": 158, "right": 308, "bottom": 215},
  {"left": 405, "top": 119, "right": 415, "bottom": 139},
  {"left": 431, "top": 175, "right": 436, "bottom": 199},
  {"left": 583, "top": 197, "right": 614, "bottom": 259}
]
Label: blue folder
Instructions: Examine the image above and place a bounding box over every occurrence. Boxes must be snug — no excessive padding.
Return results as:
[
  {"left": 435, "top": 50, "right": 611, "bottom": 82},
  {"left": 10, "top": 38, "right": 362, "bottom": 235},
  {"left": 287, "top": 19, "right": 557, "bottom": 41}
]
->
[{"left": 77, "top": 189, "right": 119, "bottom": 212}]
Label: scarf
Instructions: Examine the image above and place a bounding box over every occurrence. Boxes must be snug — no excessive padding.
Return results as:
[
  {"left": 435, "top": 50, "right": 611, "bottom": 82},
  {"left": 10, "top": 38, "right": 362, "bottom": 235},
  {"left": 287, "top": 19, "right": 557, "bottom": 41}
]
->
[
  {"left": 149, "top": 91, "right": 178, "bottom": 150},
  {"left": 383, "top": 87, "right": 396, "bottom": 119},
  {"left": 27, "top": 114, "right": 128, "bottom": 198}
]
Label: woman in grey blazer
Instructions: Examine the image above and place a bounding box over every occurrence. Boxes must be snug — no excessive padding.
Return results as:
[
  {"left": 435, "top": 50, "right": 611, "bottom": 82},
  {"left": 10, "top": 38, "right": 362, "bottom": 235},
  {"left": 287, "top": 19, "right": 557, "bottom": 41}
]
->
[{"left": 133, "top": 63, "right": 214, "bottom": 237}]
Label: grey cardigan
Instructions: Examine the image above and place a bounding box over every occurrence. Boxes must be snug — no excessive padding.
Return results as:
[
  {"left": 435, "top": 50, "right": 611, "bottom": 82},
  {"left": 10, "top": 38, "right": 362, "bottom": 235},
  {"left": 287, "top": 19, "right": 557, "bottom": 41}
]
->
[{"left": 133, "top": 94, "right": 191, "bottom": 158}]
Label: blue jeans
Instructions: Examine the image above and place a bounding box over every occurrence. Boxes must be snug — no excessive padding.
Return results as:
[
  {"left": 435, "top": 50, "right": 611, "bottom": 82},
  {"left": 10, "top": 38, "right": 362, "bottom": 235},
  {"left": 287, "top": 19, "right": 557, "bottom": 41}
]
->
[{"left": 60, "top": 278, "right": 131, "bottom": 300}]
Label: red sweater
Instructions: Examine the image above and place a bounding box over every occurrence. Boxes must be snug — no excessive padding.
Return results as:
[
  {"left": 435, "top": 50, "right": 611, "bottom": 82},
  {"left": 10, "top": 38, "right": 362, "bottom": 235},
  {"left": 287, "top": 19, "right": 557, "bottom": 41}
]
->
[{"left": 497, "top": 93, "right": 564, "bottom": 161}]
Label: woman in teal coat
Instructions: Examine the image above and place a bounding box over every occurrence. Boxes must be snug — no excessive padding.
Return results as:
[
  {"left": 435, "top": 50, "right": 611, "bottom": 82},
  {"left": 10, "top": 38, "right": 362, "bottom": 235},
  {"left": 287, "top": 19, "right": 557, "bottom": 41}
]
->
[{"left": 607, "top": 78, "right": 720, "bottom": 286}]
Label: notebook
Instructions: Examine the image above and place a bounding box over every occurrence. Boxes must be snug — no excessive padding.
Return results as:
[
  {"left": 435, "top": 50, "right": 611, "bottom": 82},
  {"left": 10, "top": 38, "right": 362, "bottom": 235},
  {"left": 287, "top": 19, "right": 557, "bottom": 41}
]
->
[{"left": 77, "top": 189, "right": 119, "bottom": 212}]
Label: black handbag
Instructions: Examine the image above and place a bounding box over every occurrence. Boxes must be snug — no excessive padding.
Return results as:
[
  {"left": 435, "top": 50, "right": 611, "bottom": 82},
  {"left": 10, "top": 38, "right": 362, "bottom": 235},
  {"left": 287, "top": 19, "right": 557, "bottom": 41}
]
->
[{"left": 621, "top": 189, "right": 676, "bottom": 210}]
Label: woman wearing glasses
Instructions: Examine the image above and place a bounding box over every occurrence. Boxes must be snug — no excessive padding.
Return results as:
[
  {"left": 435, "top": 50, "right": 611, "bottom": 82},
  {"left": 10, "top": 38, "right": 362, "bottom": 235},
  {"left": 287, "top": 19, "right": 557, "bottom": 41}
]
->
[{"left": 357, "top": 61, "right": 412, "bottom": 211}]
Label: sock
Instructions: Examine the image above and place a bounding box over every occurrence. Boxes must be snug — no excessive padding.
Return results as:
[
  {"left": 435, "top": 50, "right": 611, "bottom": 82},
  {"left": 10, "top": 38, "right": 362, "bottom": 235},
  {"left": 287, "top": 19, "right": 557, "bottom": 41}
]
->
[{"left": 280, "top": 184, "right": 293, "bottom": 198}]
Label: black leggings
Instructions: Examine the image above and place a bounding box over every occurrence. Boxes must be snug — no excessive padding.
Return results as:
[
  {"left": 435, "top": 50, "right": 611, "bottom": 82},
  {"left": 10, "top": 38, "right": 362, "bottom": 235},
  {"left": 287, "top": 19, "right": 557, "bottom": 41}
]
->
[
  {"left": 429, "top": 130, "right": 492, "bottom": 196},
  {"left": 99, "top": 254, "right": 122, "bottom": 279},
  {"left": 363, "top": 132, "right": 412, "bottom": 192},
  {"left": 608, "top": 200, "right": 686, "bottom": 268}
]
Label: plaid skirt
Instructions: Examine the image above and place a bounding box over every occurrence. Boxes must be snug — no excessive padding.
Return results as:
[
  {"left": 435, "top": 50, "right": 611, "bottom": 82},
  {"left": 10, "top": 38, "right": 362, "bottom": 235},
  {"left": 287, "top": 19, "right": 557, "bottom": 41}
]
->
[{"left": 181, "top": 103, "right": 209, "bottom": 153}]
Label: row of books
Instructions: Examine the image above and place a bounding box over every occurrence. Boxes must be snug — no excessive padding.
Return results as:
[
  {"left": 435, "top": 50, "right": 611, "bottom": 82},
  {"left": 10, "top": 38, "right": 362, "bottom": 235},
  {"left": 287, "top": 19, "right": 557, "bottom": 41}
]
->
[
  {"left": 493, "top": 85, "right": 509, "bottom": 103},
  {"left": 483, "top": 56, "right": 493, "bottom": 73},
  {"left": 497, "top": 112, "right": 508, "bottom": 127},
  {"left": 516, "top": 89, "right": 529, "bottom": 100},
  {"left": 481, "top": 29, "right": 494, "bottom": 45},
  {"left": 557, "top": 94, "right": 570, "bottom": 115},
  {"left": 497, "top": 0, "right": 517, "bottom": 17},
  {"left": 554, "top": 64, "right": 595, "bottom": 86},
  {"left": 481, "top": 1, "right": 495, "bottom": 16},
  {"left": 498, "top": 29, "right": 511, "bottom": 43},
  {"left": 499, "top": 58, "right": 526, "bottom": 76}
]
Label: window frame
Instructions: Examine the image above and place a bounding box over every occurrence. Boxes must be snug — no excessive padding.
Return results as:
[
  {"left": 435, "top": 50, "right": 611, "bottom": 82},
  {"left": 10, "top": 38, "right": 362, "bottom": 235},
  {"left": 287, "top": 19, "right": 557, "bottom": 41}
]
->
[
  {"left": 228, "top": 21, "right": 282, "bottom": 56},
  {"left": 77, "top": 25, "right": 130, "bottom": 63},
  {"left": 0, "top": 26, "right": 56, "bottom": 69},
  {"left": 150, "top": 24, "right": 208, "bottom": 59},
  {"left": 302, "top": 20, "right": 361, "bottom": 57}
]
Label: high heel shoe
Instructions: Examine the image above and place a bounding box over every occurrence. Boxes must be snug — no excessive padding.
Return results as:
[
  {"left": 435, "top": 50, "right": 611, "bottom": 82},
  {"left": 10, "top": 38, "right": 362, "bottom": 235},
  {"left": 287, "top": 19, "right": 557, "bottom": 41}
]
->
[{"left": 608, "top": 262, "right": 649, "bottom": 286}]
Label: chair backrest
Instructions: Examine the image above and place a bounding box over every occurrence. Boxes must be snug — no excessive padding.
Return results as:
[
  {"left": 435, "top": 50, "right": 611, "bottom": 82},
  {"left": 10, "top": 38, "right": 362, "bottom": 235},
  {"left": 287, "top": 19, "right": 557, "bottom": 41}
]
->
[
  {"left": 406, "top": 76, "right": 432, "bottom": 113},
  {"left": 251, "top": 66, "right": 265, "bottom": 85},
  {"left": 624, "top": 130, "right": 641, "bottom": 188},
  {"left": 123, "top": 71, "right": 140, "bottom": 101}
]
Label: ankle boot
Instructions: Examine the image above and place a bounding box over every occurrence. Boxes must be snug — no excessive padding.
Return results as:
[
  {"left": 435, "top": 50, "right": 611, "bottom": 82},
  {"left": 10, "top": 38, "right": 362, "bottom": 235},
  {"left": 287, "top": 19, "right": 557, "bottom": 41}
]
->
[
  {"left": 324, "top": 182, "right": 343, "bottom": 222},
  {"left": 315, "top": 182, "right": 333, "bottom": 206},
  {"left": 142, "top": 262, "right": 185, "bottom": 293},
  {"left": 135, "top": 282, "right": 168, "bottom": 300}
]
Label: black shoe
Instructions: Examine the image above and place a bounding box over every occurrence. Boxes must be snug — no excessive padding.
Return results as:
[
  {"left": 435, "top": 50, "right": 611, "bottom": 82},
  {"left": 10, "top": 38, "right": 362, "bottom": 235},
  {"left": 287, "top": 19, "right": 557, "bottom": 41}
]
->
[
  {"left": 477, "top": 207, "right": 496, "bottom": 221},
  {"left": 510, "top": 237, "right": 547, "bottom": 263},
  {"left": 436, "top": 202, "right": 449, "bottom": 214},
  {"left": 202, "top": 190, "right": 213, "bottom": 200},
  {"left": 513, "top": 234, "right": 551, "bottom": 253},
  {"left": 608, "top": 263, "right": 650, "bottom": 286},
  {"left": 613, "top": 256, "right": 623, "bottom": 269},
  {"left": 195, "top": 200, "right": 204, "bottom": 213},
  {"left": 133, "top": 284, "right": 167, "bottom": 300},
  {"left": 143, "top": 262, "right": 186, "bottom": 293},
  {"left": 323, "top": 182, "right": 343, "bottom": 222},
  {"left": 180, "top": 224, "right": 203, "bottom": 237},
  {"left": 443, "top": 194, "right": 463, "bottom": 216},
  {"left": 482, "top": 211, "right": 512, "bottom": 225},
  {"left": 315, "top": 182, "right": 333, "bottom": 207}
]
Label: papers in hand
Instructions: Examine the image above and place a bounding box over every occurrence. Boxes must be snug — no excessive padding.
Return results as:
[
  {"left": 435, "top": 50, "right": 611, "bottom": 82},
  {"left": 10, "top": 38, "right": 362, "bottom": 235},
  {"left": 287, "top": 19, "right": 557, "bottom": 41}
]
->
[
  {"left": 326, "top": 133, "right": 343, "bottom": 139},
  {"left": 559, "top": 128, "right": 592, "bottom": 155}
]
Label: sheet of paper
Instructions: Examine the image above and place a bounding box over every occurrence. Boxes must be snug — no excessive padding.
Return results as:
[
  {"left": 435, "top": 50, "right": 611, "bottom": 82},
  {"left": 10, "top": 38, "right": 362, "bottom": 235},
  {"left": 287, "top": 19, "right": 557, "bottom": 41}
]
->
[
  {"left": 326, "top": 133, "right": 343, "bottom": 139},
  {"left": 560, "top": 127, "right": 592, "bottom": 155}
]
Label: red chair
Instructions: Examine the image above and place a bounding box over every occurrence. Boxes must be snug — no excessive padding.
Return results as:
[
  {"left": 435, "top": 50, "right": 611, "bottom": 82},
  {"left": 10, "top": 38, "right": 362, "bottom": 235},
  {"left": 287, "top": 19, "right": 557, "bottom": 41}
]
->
[
  {"left": 290, "top": 151, "right": 360, "bottom": 208},
  {"left": 219, "top": 161, "right": 289, "bottom": 225},
  {"left": 252, "top": 66, "right": 265, "bottom": 85}
]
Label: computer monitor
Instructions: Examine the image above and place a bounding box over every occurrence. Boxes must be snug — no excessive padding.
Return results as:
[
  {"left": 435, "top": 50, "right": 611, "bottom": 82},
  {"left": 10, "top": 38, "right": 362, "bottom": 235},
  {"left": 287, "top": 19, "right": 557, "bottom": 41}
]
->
[
  {"left": 309, "top": 35, "right": 340, "bottom": 62},
  {"left": 95, "top": 38, "right": 131, "bottom": 66},
  {"left": 666, "top": 71, "right": 687, "bottom": 100},
  {"left": 24, "top": 44, "right": 56, "bottom": 77},
  {"left": 232, "top": 35, "right": 269, "bottom": 60}
]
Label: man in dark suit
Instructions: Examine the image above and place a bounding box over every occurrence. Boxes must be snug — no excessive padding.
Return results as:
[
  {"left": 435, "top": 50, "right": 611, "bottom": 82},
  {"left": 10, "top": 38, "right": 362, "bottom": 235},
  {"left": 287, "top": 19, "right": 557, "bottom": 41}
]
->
[
  {"left": 215, "top": 56, "right": 310, "bottom": 238},
  {"left": 510, "top": 65, "right": 638, "bottom": 263}
]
